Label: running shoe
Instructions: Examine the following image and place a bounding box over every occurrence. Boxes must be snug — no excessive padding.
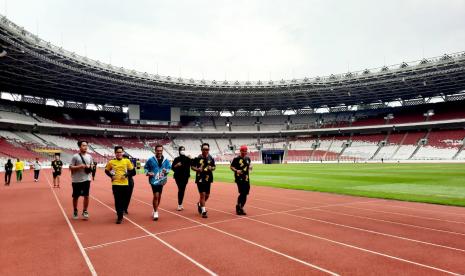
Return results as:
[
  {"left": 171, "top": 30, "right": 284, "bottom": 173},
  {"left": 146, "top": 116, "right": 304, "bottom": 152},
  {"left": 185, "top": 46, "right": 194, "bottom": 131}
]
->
[
  {"left": 82, "top": 210, "right": 89, "bottom": 220},
  {"left": 153, "top": 211, "right": 159, "bottom": 221}
]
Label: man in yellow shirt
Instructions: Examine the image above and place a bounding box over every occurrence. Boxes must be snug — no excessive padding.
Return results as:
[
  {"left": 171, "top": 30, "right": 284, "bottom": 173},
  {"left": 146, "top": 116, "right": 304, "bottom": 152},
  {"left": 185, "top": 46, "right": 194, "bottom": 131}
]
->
[
  {"left": 105, "top": 146, "right": 135, "bottom": 224},
  {"left": 15, "top": 158, "right": 24, "bottom": 182}
]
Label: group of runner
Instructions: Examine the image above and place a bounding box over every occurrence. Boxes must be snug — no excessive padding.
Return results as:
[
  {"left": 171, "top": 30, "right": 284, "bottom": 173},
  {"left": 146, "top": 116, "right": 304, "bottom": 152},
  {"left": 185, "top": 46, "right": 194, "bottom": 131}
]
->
[
  {"left": 69, "top": 140, "right": 252, "bottom": 224},
  {"left": 4, "top": 158, "right": 45, "bottom": 185}
]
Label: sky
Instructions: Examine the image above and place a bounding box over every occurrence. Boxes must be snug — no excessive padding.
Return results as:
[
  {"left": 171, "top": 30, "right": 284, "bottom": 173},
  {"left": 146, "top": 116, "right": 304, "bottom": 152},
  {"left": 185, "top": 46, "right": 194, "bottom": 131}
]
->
[{"left": 1, "top": 0, "right": 464, "bottom": 81}]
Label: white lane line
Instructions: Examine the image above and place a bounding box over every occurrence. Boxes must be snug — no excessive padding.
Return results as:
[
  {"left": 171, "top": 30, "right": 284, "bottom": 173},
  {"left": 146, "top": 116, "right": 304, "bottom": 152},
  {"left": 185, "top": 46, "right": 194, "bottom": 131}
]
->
[
  {"left": 84, "top": 234, "right": 151, "bottom": 250},
  {"left": 204, "top": 192, "right": 465, "bottom": 237},
  {"left": 44, "top": 174, "right": 98, "bottom": 276},
  {"left": 282, "top": 208, "right": 465, "bottom": 252},
  {"left": 342, "top": 206, "right": 465, "bottom": 225},
  {"left": 242, "top": 215, "right": 461, "bottom": 275},
  {"left": 83, "top": 199, "right": 381, "bottom": 252},
  {"left": 132, "top": 198, "right": 339, "bottom": 276},
  {"left": 313, "top": 208, "right": 465, "bottom": 237},
  {"left": 242, "top": 203, "right": 465, "bottom": 252},
  {"left": 171, "top": 196, "right": 462, "bottom": 275},
  {"left": 90, "top": 195, "right": 217, "bottom": 276},
  {"left": 356, "top": 202, "right": 465, "bottom": 217}
]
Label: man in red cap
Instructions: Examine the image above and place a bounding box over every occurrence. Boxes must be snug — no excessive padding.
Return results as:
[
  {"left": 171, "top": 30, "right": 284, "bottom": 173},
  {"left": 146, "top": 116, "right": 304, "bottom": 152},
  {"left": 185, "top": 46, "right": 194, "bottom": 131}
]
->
[{"left": 230, "top": 145, "right": 252, "bottom": 215}]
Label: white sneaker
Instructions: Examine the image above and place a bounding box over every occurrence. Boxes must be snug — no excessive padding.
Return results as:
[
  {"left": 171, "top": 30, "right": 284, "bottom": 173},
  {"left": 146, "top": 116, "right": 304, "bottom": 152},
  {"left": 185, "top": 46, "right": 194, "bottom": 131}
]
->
[
  {"left": 82, "top": 210, "right": 89, "bottom": 220},
  {"left": 177, "top": 205, "right": 184, "bottom": 211},
  {"left": 152, "top": 211, "right": 159, "bottom": 221}
]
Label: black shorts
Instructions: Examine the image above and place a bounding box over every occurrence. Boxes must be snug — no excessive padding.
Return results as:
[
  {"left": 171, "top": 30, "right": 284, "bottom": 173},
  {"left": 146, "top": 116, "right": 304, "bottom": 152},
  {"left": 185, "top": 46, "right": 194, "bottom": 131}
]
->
[
  {"left": 151, "top": 184, "right": 164, "bottom": 194},
  {"left": 72, "top": 181, "right": 90, "bottom": 198},
  {"left": 52, "top": 171, "right": 62, "bottom": 178},
  {"left": 236, "top": 181, "right": 250, "bottom": 195},
  {"left": 196, "top": 181, "right": 212, "bottom": 194}
]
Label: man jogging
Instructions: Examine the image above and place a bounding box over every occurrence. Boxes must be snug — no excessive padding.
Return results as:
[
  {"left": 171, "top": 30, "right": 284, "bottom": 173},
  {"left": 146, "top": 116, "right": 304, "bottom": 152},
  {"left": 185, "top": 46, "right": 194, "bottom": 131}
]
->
[
  {"left": 105, "top": 146, "right": 135, "bottom": 224},
  {"left": 123, "top": 153, "right": 136, "bottom": 215},
  {"left": 51, "top": 154, "right": 63, "bottom": 188},
  {"left": 172, "top": 146, "right": 191, "bottom": 211},
  {"left": 144, "top": 145, "right": 171, "bottom": 221},
  {"left": 69, "top": 141, "right": 93, "bottom": 220},
  {"left": 33, "top": 157, "right": 42, "bottom": 182},
  {"left": 230, "top": 145, "right": 253, "bottom": 215},
  {"left": 15, "top": 158, "right": 24, "bottom": 182},
  {"left": 191, "top": 143, "right": 216, "bottom": 218},
  {"left": 4, "top": 159, "right": 13, "bottom": 185}
]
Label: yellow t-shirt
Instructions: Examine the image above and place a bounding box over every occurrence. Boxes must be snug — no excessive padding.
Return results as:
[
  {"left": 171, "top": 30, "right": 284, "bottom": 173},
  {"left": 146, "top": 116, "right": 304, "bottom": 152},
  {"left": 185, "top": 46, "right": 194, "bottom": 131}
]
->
[
  {"left": 105, "top": 158, "right": 134, "bottom": 185},
  {"left": 15, "top": 161, "right": 24, "bottom": 171}
]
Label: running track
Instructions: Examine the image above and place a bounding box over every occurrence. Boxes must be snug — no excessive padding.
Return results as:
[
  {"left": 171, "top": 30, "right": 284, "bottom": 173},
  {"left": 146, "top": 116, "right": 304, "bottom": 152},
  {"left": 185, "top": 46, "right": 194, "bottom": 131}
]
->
[{"left": 1, "top": 169, "right": 465, "bottom": 275}]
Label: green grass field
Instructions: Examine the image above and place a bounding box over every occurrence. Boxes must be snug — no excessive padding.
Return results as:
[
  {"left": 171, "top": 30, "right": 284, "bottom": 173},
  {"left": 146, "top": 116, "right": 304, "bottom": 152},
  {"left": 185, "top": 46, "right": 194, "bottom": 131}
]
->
[{"left": 208, "top": 163, "right": 465, "bottom": 207}]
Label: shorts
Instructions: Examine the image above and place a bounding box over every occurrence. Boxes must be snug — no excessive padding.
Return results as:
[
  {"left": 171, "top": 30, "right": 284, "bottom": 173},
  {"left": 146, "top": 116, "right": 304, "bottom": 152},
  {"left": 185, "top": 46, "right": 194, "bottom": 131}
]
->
[
  {"left": 151, "top": 184, "right": 164, "bottom": 194},
  {"left": 53, "top": 171, "right": 62, "bottom": 178},
  {"left": 196, "top": 181, "right": 212, "bottom": 194},
  {"left": 236, "top": 181, "right": 250, "bottom": 195},
  {"left": 72, "top": 181, "right": 90, "bottom": 198}
]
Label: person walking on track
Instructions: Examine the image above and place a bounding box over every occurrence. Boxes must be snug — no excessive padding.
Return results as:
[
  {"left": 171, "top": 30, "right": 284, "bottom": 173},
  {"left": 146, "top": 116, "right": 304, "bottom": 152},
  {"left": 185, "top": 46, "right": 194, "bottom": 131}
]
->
[
  {"left": 4, "top": 159, "right": 13, "bottom": 186},
  {"left": 91, "top": 161, "right": 98, "bottom": 181},
  {"left": 172, "top": 146, "right": 192, "bottom": 211},
  {"left": 191, "top": 143, "right": 216, "bottom": 218},
  {"left": 15, "top": 158, "right": 24, "bottom": 182},
  {"left": 105, "top": 146, "right": 135, "bottom": 224},
  {"left": 144, "top": 144, "right": 171, "bottom": 221},
  {"left": 33, "top": 158, "right": 42, "bottom": 182},
  {"left": 123, "top": 153, "right": 136, "bottom": 215},
  {"left": 69, "top": 141, "right": 93, "bottom": 220},
  {"left": 51, "top": 154, "right": 63, "bottom": 188},
  {"left": 230, "top": 145, "right": 253, "bottom": 215}
]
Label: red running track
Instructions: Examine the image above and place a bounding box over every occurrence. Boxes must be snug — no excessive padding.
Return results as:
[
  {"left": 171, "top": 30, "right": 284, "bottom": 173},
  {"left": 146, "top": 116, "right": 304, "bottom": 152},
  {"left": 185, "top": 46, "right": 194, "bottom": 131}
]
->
[{"left": 1, "top": 168, "right": 464, "bottom": 275}]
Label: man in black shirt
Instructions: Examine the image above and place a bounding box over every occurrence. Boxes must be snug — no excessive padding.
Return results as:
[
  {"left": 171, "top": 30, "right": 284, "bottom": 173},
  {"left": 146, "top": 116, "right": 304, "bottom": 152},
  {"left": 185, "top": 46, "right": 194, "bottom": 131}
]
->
[
  {"left": 172, "top": 146, "right": 191, "bottom": 211},
  {"left": 4, "top": 159, "right": 13, "bottom": 186},
  {"left": 91, "top": 161, "right": 98, "bottom": 181},
  {"left": 51, "top": 154, "right": 63, "bottom": 188},
  {"left": 191, "top": 143, "right": 216, "bottom": 218},
  {"left": 230, "top": 145, "right": 252, "bottom": 215},
  {"left": 123, "top": 153, "right": 137, "bottom": 214}
]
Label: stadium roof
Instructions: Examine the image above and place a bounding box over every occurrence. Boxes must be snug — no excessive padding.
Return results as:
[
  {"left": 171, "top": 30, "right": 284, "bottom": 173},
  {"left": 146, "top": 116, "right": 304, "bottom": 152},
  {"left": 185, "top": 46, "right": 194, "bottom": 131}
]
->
[{"left": 1, "top": 14, "right": 465, "bottom": 111}]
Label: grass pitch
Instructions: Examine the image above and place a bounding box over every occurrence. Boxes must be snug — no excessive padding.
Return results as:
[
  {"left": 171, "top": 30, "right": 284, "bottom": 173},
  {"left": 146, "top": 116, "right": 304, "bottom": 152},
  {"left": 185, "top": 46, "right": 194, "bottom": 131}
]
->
[{"left": 211, "top": 163, "right": 465, "bottom": 207}]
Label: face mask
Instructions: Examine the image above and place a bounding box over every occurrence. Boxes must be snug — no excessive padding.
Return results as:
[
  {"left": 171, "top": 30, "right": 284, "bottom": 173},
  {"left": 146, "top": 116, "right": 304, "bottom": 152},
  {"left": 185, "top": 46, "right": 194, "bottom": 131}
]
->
[{"left": 179, "top": 150, "right": 185, "bottom": 156}]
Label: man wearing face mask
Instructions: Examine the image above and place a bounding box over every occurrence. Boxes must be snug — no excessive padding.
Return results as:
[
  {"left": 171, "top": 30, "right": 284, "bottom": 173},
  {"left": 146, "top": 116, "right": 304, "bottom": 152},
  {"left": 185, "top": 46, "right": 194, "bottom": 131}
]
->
[{"left": 172, "top": 146, "right": 192, "bottom": 211}]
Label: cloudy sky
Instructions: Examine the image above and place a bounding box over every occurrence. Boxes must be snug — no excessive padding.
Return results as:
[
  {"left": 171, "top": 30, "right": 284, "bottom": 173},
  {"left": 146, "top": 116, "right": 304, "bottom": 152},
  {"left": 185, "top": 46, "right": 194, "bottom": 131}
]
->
[{"left": 1, "top": 0, "right": 464, "bottom": 81}]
